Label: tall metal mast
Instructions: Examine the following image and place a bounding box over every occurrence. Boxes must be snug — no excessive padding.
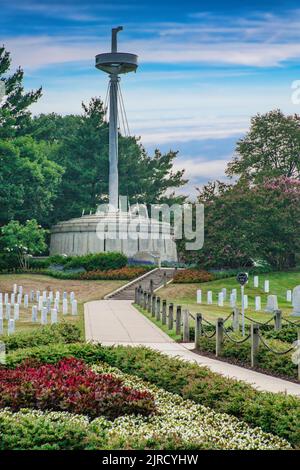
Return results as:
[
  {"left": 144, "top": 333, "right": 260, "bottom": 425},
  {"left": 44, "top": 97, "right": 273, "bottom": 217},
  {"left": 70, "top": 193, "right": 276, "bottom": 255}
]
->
[{"left": 95, "top": 27, "right": 138, "bottom": 211}]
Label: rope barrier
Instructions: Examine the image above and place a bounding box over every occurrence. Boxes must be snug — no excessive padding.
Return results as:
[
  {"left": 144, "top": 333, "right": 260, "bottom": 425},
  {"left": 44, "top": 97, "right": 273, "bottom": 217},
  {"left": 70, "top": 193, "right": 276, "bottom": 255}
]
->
[
  {"left": 223, "top": 329, "right": 251, "bottom": 344},
  {"left": 224, "top": 312, "right": 233, "bottom": 323},
  {"left": 202, "top": 329, "right": 216, "bottom": 339},
  {"left": 283, "top": 317, "right": 300, "bottom": 327},
  {"left": 243, "top": 314, "right": 274, "bottom": 326},
  {"left": 202, "top": 318, "right": 215, "bottom": 327},
  {"left": 258, "top": 333, "right": 295, "bottom": 355}
]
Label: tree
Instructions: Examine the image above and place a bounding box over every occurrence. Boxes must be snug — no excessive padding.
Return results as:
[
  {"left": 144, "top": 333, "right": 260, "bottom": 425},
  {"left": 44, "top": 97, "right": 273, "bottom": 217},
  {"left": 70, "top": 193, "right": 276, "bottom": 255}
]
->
[
  {"left": 43, "top": 98, "right": 187, "bottom": 223},
  {"left": 180, "top": 178, "right": 300, "bottom": 270},
  {"left": 0, "top": 136, "right": 63, "bottom": 227},
  {"left": 1, "top": 219, "right": 47, "bottom": 269},
  {"left": 226, "top": 110, "right": 300, "bottom": 181},
  {"left": 0, "top": 46, "right": 42, "bottom": 137}
]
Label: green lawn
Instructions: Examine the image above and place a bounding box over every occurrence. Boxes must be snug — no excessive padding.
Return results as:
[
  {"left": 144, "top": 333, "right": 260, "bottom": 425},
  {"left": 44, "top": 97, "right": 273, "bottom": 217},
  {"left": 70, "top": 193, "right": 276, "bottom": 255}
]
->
[
  {"left": 156, "top": 271, "right": 300, "bottom": 324},
  {"left": 0, "top": 274, "right": 127, "bottom": 336}
]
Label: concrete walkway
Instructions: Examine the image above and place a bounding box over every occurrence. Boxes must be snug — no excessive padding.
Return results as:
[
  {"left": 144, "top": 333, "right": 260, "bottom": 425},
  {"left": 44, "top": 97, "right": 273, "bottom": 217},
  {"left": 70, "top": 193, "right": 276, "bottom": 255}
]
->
[{"left": 84, "top": 300, "right": 300, "bottom": 396}]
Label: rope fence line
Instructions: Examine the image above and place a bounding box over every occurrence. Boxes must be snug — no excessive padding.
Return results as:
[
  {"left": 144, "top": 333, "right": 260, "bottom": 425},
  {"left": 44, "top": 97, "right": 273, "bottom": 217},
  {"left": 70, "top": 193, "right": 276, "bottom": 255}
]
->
[
  {"left": 258, "top": 333, "right": 295, "bottom": 355},
  {"left": 135, "top": 287, "right": 300, "bottom": 378}
]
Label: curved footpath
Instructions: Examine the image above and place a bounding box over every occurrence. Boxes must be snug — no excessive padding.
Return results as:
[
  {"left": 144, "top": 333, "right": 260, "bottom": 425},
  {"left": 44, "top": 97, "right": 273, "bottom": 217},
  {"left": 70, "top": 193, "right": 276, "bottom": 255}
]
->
[{"left": 84, "top": 299, "right": 300, "bottom": 396}]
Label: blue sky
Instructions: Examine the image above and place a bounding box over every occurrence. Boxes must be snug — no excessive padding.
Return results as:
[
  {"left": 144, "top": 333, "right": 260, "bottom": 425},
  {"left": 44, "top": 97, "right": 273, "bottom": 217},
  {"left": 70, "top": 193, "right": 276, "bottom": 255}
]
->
[{"left": 2, "top": 0, "right": 300, "bottom": 197}]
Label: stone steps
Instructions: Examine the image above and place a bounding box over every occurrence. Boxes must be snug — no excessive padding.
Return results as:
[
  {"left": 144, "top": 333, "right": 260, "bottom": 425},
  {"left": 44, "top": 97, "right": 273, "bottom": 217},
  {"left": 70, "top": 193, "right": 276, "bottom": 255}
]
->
[{"left": 109, "top": 268, "right": 175, "bottom": 300}]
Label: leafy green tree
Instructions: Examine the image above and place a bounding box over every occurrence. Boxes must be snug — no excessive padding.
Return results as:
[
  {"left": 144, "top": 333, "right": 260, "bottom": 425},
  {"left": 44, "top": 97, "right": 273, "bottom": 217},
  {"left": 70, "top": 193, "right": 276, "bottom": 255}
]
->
[
  {"left": 227, "top": 110, "right": 300, "bottom": 181},
  {"left": 0, "top": 46, "right": 42, "bottom": 137},
  {"left": 0, "top": 137, "right": 63, "bottom": 226},
  {"left": 181, "top": 178, "right": 300, "bottom": 270},
  {"left": 1, "top": 219, "right": 47, "bottom": 269}
]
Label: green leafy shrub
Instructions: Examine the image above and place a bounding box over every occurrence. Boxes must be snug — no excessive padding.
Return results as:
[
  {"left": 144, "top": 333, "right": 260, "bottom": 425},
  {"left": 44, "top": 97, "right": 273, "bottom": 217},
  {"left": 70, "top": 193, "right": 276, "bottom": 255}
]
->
[
  {"left": 0, "top": 323, "right": 82, "bottom": 351},
  {"left": 5, "top": 343, "right": 300, "bottom": 447},
  {"left": 63, "top": 252, "right": 127, "bottom": 272},
  {"left": 0, "top": 253, "right": 19, "bottom": 270},
  {"left": 264, "top": 325, "right": 298, "bottom": 343}
]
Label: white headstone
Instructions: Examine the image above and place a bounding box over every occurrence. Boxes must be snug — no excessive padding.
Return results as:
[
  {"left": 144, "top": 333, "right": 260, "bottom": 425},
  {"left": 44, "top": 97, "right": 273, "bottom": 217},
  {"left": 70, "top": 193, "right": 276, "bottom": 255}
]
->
[
  {"left": 5, "top": 303, "right": 11, "bottom": 320},
  {"left": 24, "top": 294, "right": 29, "bottom": 308},
  {"left": 42, "top": 290, "right": 47, "bottom": 301},
  {"left": 51, "top": 308, "right": 58, "bottom": 324},
  {"left": 55, "top": 291, "right": 60, "bottom": 300},
  {"left": 286, "top": 290, "right": 292, "bottom": 302},
  {"left": 218, "top": 292, "right": 224, "bottom": 307},
  {"left": 17, "top": 293, "right": 21, "bottom": 305},
  {"left": 10, "top": 293, "right": 15, "bottom": 305},
  {"left": 63, "top": 291, "right": 67, "bottom": 300},
  {"left": 264, "top": 280, "right": 269, "bottom": 293},
  {"left": 14, "top": 303, "right": 19, "bottom": 320},
  {"left": 254, "top": 276, "right": 259, "bottom": 288},
  {"left": 70, "top": 291, "right": 75, "bottom": 302},
  {"left": 30, "top": 289, "right": 35, "bottom": 302},
  {"left": 265, "top": 294, "right": 278, "bottom": 313},
  {"left": 0, "top": 293, "right": 2, "bottom": 304},
  {"left": 13, "top": 283, "right": 17, "bottom": 294},
  {"left": 38, "top": 297, "right": 43, "bottom": 311},
  {"left": 41, "top": 307, "right": 48, "bottom": 325},
  {"left": 63, "top": 299, "right": 68, "bottom": 315},
  {"left": 196, "top": 289, "right": 202, "bottom": 304},
  {"left": 36, "top": 290, "right": 40, "bottom": 301},
  {"left": 8, "top": 318, "right": 15, "bottom": 335},
  {"left": 255, "top": 296, "right": 261, "bottom": 311},
  {"left": 54, "top": 298, "right": 59, "bottom": 312},
  {"left": 243, "top": 295, "right": 248, "bottom": 309},
  {"left": 292, "top": 285, "right": 300, "bottom": 316},
  {"left": 4, "top": 293, "right": 8, "bottom": 305},
  {"left": 207, "top": 291, "right": 213, "bottom": 304},
  {"left": 71, "top": 300, "right": 78, "bottom": 316},
  {"left": 32, "top": 305, "right": 38, "bottom": 322},
  {"left": 230, "top": 293, "right": 236, "bottom": 307},
  {"left": 231, "top": 288, "right": 237, "bottom": 298},
  {"left": 221, "top": 288, "right": 227, "bottom": 301},
  {"left": 18, "top": 286, "right": 23, "bottom": 296},
  {"left": 0, "top": 318, "right": 3, "bottom": 334},
  {"left": 46, "top": 298, "right": 51, "bottom": 313},
  {"left": 49, "top": 291, "right": 53, "bottom": 302}
]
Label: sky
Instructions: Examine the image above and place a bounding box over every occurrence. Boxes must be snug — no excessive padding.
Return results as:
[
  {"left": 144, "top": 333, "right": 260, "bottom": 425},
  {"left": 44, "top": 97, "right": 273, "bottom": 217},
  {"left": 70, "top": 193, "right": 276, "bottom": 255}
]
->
[{"left": 2, "top": 0, "right": 300, "bottom": 197}]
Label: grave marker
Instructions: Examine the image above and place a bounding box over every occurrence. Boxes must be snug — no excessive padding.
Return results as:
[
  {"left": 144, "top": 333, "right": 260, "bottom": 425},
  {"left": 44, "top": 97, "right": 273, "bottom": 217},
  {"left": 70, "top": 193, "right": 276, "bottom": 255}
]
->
[
  {"left": 218, "top": 292, "right": 224, "bottom": 307},
  {"left": 8, "top": 319, "right": 15, "bottom": 335},
  {"left": 51, "top": 308, "right": 58, "bottom": 324},
  {"left": 286, "top": 290, "right": 292, "bottom": 302},
  {"left": 255, "top": 296, "right": 261, "bottom": 311},
  {"left": 207, "top": 291, "right": 213, "bottom": 304},
  {"left": 32, "top": 305, "right": 38, "bottom": 322},
  {"left": 72, "top": 300, "right": 78, "bottom": 316},
  {"left": 196, "top": 289, "right": 202, "bottom": 304},
  {"left": 24, "top": 294, "right": 29, "bottom": 308},
  {"left": 264, "top": 280, "right": 269, "bottom": 293},
  {"left": 14, "top": 303, "right": 19, "bottom": 320},
  {"left": 292, "top": 285, "right": 300, "bottom": 316},
  {"left": 254, "top": 276, "right": 259, "bottom": 288},
  {"left": 265, "top": 295, "right": 278, "bottom": 313}
]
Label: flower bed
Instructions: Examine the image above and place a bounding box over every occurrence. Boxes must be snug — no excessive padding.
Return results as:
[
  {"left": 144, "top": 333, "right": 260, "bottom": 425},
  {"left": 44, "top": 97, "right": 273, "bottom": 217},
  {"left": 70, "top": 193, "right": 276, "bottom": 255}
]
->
[
  {"left": 0, "top": 361, "right": 291, "bottom": 450},
  {"left": 79, "top": 266, "right": 150, "bottom": 280},
  {"left": 5, "top": 343, "right": 300, "bottom": 447},
  {"left": 0, "top": 358, "right": 155, "bottom": 419},
  {"left": 173, "top": 269, "right": 214, "bottom": 283}
]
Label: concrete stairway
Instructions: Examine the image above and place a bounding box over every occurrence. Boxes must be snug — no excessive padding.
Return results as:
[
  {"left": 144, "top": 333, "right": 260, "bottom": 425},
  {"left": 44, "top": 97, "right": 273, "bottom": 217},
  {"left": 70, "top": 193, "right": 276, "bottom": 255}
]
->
[{"left": 107, "top": 268, "right": 175, "bottom": 300}]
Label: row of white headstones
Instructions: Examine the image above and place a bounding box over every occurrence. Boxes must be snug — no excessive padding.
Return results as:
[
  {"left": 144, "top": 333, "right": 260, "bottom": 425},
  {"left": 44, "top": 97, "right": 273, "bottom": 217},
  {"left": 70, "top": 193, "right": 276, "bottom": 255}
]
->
[
  {"left": 196, "top": 276, "right": 300, "bottom": 315},
  {"left": 0, "top": 284, "right": 78, "bottom": 335}
]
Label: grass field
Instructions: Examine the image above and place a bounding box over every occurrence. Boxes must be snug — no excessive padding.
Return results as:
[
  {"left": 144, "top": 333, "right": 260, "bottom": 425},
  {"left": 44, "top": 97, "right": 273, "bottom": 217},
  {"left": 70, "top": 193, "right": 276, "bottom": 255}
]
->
[
  {"left": 156, "top": 271, "right": 300, "bottom": 324},
  {"left": 0, "top": 274, "right": 127, "bottom": 335}
]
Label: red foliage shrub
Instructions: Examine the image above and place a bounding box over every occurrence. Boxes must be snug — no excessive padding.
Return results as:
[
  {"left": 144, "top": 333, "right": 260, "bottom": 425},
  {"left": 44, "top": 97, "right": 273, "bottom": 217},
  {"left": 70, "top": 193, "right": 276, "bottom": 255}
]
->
[
  {"left": 79, "top": 266, "right": 148, "bottom": 280},
  {"left": 0, "top": 358, "right": 156, "bottom": 419},
  {"left": 173, "top": 269, "right": 214, "bottom": 283}
]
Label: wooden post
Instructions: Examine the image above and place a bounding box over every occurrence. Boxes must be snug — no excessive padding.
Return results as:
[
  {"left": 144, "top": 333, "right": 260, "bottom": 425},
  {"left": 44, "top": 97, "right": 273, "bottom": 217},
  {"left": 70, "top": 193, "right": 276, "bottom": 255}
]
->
[
  {"left": 195, "top": 313, "right": 202, "bottom": 349},
  {"left": 143, "top": 292, "right": 147, "bottom": 310},
  {"left": 147, "top": 293, "right": 152, "bottom": 313},
  {"left": 232, "top": 307, "right": 239, "bottom": 332},
  {"left": 162, "top": 300, "right": 167, "bottom": 325},
  {"left": 251, "top": 323, "right": 260, "bottom": 367},
  {"left": 134, "top": 287, "right": 138, "bottom": 304},
  {"left": 183, "top": 310, "right": 190, "bottom": 342},
  {"left": 151, "top": 295, "right": 156, "bottom": 317},
  {"left": 149, "top": 279, "right": 154, "bottom": 294},
  {"left": 274, "top": 310, "right": 282, "bottom": 331},
  {"left": 156, "top": 297, "right": 161, "bottom": 321},
  {"left": 138, "top": 286, "right": 142, "bottom": 306},
  {"left": 216, "top": 318, "right": 224, "bottom": 357},
  {"left": 163, "top": 271, "right": 167, "bottom": 287},
  {"left": 176, "top": 305, "right": 182, "bottom": 336},
  {"left": 168, "top": 303, "right": 174, "bottom": 330}
]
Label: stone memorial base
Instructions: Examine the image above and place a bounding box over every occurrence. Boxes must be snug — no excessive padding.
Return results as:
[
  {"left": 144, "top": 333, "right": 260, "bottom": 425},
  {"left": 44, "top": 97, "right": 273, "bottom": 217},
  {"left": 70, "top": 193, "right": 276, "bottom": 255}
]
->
[{"left": 50, "top": 211, "right": 177, "bottom": 262}]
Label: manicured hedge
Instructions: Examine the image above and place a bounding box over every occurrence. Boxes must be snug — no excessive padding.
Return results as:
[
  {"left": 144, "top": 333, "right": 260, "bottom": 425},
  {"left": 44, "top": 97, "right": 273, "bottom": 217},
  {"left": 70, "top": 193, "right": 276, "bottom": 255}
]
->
[
  {"left": 0, "top": 323, "right": 82, "bottom": 352},
  {"left": 62, "top": 252, "right": 127, "bottom": 271},
  {"left": 5, "top": 343, "right": 300, "bottom": 447},
  {"left": 173, "top": 269, "right": 215, "bottom": 283}
]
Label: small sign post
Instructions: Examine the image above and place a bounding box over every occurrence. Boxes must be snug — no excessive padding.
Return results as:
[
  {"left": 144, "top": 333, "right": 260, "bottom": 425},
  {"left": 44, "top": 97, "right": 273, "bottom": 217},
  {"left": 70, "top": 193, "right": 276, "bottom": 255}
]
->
[{"left": 236, "top": 272, "right": 248, "bottom": 336}]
